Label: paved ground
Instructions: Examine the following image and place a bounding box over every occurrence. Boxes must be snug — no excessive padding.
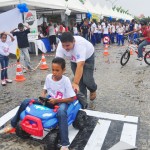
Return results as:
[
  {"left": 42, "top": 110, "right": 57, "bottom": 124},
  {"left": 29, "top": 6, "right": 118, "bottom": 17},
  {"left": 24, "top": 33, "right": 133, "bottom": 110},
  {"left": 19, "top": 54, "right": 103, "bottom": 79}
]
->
[{"left": 0, "top": 43, "right": 150, "bottom": 150}]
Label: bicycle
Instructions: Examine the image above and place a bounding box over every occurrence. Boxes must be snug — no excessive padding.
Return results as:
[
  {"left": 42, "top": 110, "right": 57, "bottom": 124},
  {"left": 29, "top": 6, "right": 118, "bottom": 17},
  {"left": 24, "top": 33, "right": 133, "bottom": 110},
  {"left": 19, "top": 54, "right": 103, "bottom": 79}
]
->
[{"left": 120, "top": 38, "right": 150, "bottom": 66}]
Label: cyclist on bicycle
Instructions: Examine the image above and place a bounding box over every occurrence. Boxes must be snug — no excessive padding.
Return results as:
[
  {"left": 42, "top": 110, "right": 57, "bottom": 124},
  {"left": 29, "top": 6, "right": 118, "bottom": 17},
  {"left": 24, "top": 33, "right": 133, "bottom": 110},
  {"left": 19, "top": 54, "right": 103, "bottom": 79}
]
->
[{"left": 125, "top": 20, "right": 150, "bottom": 61}]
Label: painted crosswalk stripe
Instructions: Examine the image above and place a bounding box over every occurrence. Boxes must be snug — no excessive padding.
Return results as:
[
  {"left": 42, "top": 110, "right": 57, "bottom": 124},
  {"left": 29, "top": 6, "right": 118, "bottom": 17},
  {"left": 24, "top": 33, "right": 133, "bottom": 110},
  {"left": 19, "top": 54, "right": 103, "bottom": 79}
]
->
[
  {"left": 83, "top": 109, "right": 138, "bottom": 123},
  {"left": 120, "top": 123, "right": 138, "bottom": 146},
  {"left": 0, "top": 106, "right": 19, "bottom": 128},
  {"left": 68, "top": 125, "right": 79, "bottom": 143},
  {"left": 84, "top": 119, "right": 111, "bottom": 150}
]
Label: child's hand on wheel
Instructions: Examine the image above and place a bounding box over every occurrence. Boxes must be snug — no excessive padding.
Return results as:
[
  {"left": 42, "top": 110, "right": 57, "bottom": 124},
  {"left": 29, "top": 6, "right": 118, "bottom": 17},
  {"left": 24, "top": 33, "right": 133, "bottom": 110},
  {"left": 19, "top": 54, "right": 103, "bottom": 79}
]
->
[{"left": 48, "top": 98, "right": 58, "bottom": 105}]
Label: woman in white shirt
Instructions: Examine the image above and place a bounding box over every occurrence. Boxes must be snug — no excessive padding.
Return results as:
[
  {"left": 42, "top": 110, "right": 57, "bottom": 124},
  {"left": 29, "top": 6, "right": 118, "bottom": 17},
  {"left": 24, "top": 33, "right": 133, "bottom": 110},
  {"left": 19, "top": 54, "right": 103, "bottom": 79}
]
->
[
  {"left": 117, "top": 23, "right": 125, "bottom": 46},
  {"left": 73, "top": 23, "right": 78, "bottom": 36},
  {"left": 0, "top": 32, "right": 14, "bottom": 85},
  {"left": 102, "top": 22, "right": 110, "bottom": 44}
]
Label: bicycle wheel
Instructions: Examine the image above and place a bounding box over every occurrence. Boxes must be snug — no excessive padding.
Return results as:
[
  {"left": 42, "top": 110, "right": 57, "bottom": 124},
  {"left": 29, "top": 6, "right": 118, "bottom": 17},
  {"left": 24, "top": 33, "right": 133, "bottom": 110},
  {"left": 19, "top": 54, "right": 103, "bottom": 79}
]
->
[
  {"left": 144, "top": 51, "right": 150, "bottom": 65},
  {"left": 120, "top": 50, "right": 130, "bottom": 66}
]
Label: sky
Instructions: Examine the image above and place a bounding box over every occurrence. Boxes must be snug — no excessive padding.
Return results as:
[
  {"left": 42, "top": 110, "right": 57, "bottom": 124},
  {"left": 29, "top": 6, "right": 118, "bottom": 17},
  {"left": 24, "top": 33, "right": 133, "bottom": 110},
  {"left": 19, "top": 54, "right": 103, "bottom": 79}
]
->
[{"left": 91, "top": 0, "right": 149, "bottom": 17}]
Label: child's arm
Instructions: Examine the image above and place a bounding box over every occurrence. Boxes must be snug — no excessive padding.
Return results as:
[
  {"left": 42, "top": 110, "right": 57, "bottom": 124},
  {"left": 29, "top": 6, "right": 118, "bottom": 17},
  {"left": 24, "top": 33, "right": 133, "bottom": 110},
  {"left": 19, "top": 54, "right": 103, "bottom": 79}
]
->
[
  {"left": 5, "top": 32, "right": 15, "bottom": 42},
  {"left": 41, "top": 89, "right": 47, "bottom": 97},
  {"left": 49, "top": 97, "right": 75, "bottom": 105}
]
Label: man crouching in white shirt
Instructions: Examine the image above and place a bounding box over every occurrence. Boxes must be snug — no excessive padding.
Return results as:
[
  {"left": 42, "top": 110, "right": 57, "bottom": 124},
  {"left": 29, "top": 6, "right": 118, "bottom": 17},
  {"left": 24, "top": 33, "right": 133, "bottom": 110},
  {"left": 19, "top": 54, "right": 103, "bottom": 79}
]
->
[{"left": 56, "top": 32, "right": 97, "bottom": 101}]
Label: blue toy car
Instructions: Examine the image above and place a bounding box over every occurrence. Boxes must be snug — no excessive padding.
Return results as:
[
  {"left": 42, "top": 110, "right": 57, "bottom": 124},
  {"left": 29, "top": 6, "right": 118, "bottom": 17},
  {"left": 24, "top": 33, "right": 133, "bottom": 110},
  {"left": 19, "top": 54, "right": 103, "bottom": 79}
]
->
[{"left": 16, "top": 94, "right": 87, "bottom": 150}]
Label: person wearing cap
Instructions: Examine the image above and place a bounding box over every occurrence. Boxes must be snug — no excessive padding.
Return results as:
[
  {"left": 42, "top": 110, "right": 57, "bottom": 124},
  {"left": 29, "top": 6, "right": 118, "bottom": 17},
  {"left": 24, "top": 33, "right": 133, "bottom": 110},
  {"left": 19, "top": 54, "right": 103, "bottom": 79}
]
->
[
  {"left": 10, "top": 23, "right": 33, "bottom": 72},
  {"left": 125, "top": 20, "right": 150, "bottom": 61}
]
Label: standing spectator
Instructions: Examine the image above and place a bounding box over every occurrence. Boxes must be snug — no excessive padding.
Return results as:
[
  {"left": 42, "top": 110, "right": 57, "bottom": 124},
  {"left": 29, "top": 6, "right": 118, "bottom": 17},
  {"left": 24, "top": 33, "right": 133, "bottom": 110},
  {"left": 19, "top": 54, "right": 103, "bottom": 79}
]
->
[
  {"left": 0, "top": 32, "right": 14, "bottom": 86},
  {"left": 129, "top": 19, "right": 135, "bottom": 42},
  {"left": 90, "top": 19, "right": 97, "bottom": 46},
  {"left": 41, "top": 22, "right": 48, "bottom": 36},
  {"left": 97, "top": 22, "right": 102, "bottom": 43},
  {"left": 117, "top": 23, "right": 125, "bottom": 46},
  {"left": 80, "top": 18, "right": 89, "bottom": 40},
  {"left": 11, "top": 23, "right": 33, "bottom": 73},
  {"left": 48, "top": 23, "right": 57, "bottom": 52},
  {"left": 111, "top": 22, "right": 116, "bottom": 44},
  {"left": 73, "top": 23, "right": 78, "bottom": 35},
  {"left": 102, "top": 22, "right": 110, "bottom": 44},
  {"left": 38, "top": 25, "right": 44, "bottom": 39}
]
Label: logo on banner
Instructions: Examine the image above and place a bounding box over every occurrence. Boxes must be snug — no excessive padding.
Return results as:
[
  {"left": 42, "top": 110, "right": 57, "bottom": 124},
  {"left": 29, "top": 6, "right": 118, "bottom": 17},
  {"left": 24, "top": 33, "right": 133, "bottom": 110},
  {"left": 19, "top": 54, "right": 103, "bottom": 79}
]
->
[{"left": 25, "top": 12, "right": 35, "bottom": 26}]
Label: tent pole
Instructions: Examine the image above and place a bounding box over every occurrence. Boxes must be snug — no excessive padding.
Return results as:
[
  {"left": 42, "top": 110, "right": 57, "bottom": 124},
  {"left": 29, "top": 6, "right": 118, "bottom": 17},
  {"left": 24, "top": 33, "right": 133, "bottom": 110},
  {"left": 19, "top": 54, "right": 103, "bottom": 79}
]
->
[{"left": 19, "top": 0, "right": 25, "bottom": 23}]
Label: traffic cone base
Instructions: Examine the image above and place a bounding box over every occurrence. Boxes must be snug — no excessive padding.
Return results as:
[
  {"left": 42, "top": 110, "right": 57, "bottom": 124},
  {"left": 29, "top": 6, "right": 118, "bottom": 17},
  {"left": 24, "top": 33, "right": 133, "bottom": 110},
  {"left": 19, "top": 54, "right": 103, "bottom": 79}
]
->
[
  {"left": 130, "top": 49, "right": 133, "bottom": 55},
  {"left": 40, "top": 54, "right": 49, "bottom": 70},
  {"left": 15, "top": 62, "right": 26, "bottom": 82},
  {"left": 103, "top": 44, "right": 109, "bottom": 56}
]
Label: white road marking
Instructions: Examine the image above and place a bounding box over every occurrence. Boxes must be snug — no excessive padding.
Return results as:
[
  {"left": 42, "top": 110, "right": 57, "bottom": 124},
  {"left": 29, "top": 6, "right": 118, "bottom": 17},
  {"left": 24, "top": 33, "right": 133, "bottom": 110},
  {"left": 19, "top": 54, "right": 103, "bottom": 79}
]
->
[
  {"left": 68, "top": 125, "right": 79, "bottom": 143},
  {"left": 0, "top": 106, "right": 19, "bottom": 128},
  {"left": 120, "top": 123, "right": 138, "bottom": 146},
  {"left": 83, "top": 109, "right": 138, "bottom": 123},
  {"left": 84, "top": 119, "right": 111, "bottom": 150}
]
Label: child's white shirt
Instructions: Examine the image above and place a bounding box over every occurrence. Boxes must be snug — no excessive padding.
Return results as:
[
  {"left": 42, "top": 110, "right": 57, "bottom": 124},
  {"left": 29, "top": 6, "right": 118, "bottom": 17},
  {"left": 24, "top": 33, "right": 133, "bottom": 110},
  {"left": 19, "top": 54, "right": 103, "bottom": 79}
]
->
[
  {"left": 0, "top": 40, "right": 12, "bottom": 56},
  {"left": 44, "top": 74, "right": 76, "bottom": 99}
]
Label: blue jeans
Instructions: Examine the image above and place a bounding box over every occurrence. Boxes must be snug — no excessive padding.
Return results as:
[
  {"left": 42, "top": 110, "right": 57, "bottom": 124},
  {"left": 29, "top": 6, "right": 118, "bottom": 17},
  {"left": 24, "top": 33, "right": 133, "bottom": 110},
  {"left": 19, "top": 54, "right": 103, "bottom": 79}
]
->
[
  {"left": 118, "top": 35, "right": 124, "bottom": 45},
  {"left": 71, "top": 54, "right": 97, "bottom": 98},
  {"left": 83, "top": 33, "right": 88, "bottom": 40},
  {"left": 11, "top": 99, "right": 69, "bottom": 146},
  {"left": 138, "top": 40, "right": 150, "bottom": 58},
  {"left": 111, "top": 33, "right": 115, "bottom": 43},
  {"left": 0, "top": 54, "right": 9, "bottom": 80},
  {"left": 91, "top": 34, "right": 96, "bottom": 46}
]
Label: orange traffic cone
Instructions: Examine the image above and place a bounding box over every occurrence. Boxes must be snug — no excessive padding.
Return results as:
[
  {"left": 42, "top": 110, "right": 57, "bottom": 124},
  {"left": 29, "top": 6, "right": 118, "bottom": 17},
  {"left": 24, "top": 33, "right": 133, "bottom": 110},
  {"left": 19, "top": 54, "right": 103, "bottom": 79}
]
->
[
  {"left": 15, "top": 62, "right": 26, "bottom": 82},
  {"left": 40, "top": 54, "right": 49, "bottom": 70},
  {"left": 130, "top": 49, "right": 133, "bottom": 55},
  {"left": 103, "top": 44, "right": 109, "bottom": 56}
]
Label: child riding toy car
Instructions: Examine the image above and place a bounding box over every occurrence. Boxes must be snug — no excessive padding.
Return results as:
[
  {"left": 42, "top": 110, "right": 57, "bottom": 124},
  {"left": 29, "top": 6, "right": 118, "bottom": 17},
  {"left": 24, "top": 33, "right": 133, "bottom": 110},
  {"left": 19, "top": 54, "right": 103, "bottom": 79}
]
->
[{"left": 16, "top": 94, "right": 87, "bottom": 150}]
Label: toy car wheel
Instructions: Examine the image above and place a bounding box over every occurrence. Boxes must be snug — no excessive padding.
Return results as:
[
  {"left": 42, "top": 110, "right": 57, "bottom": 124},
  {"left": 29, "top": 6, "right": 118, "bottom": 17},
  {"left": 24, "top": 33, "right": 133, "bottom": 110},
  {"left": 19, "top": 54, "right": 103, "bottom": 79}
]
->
[
  {"left": 16, "top": 121, "right": 30, "bottom": 139},
  {"left": 73, "top": 110, "right": 87, "bottom": 130},
  {"left": 45, "top": 130, "right": 59, "bottom": 150}
]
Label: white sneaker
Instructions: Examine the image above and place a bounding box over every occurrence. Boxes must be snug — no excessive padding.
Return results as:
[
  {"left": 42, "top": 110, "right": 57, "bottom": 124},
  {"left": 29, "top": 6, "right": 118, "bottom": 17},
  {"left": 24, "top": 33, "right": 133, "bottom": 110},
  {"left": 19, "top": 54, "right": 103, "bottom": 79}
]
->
[
  {"left": 60, "top": 146, "right": 69, "bottom": 150},
  {"left": 5, "top": 79, "right": 12, "bottom": 83},
  {"left": 1, "top": 80, "right": 6, "bottom": 86}
]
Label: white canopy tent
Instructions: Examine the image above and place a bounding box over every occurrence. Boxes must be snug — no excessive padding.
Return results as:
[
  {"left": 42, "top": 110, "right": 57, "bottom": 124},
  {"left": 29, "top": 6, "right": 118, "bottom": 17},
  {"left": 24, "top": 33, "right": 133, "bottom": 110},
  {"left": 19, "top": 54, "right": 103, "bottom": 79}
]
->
[
  {"left": 84, "top": 0, "right": 98, "bottom": 14},
  {"left": 67, "top": 0, "right": 87, "bottom": 13},
  {"left": 0, "top": 0, "right": 66, "bottom": 9}
]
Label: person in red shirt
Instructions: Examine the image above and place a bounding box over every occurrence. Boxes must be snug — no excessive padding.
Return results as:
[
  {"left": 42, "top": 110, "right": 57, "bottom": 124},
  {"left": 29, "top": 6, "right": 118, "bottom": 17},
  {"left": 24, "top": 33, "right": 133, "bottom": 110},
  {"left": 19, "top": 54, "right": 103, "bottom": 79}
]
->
[
  {"left": 137, "top": 21, "right": 150, "bottom": 60},
  {"left": 125, "top": 20, "right": 150, "bottom": 61}
]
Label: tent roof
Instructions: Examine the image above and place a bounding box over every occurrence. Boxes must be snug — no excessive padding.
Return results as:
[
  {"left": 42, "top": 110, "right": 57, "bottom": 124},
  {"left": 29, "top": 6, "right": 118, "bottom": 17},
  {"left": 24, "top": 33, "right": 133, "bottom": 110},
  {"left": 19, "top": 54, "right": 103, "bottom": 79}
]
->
[
  {"left": 67, "top": 0, "right": 87, "bottom": 13},
  {"left": 0, "top": 0, "right": 66, "bottom": 9},
  {"left": 84, "top": 0, "right": 97, "bottom": 14}
]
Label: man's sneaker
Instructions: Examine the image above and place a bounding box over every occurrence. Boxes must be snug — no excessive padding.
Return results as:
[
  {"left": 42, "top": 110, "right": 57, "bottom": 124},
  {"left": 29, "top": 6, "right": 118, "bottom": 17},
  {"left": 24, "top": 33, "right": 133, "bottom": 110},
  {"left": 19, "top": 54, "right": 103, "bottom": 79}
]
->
[
  {"left": 1, "top": 80, "right": 6, "bottom": 86},
  {"left": 0, "top": 125, "right": 15, "bottom": 134},
  {"left": 60, "top": 146, "right": 69, "bottom": 150},
  {"left": 5, "top": 79, "right": 13, "bottom": 83},
  {"left": 136, "top": 57, "right": 143, "bottom": 61},
  {"left": 90, "top": 91, "right": 96, "bottom": 101}
]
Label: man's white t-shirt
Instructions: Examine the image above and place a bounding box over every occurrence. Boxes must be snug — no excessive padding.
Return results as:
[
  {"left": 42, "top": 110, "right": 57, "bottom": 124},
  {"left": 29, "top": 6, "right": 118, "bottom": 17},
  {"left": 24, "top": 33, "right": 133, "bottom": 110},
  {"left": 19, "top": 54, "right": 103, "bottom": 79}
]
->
[
  {"left": 56, "top": 36, "right": 94, "bottom": 63},
  {"left": 44, "top": 74, "right": 76, "bottom": 99},
  {"left": 0, "top": 41, "right": 12, "bottom": 56}
]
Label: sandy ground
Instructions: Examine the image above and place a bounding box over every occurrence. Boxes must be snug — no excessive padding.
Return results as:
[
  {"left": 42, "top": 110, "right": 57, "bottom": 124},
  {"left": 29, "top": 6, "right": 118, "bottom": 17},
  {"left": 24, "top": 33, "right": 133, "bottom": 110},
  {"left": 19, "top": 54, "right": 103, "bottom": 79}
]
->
[{"left": 0, "top": 43, "right": 150, "bottom": 150}]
